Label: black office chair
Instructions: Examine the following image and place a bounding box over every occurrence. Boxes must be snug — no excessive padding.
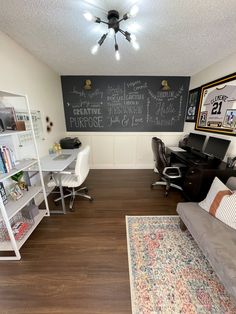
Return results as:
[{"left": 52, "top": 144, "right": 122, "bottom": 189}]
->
[{"left": 151, "top": 137, "right": 183, "bottom": 196}]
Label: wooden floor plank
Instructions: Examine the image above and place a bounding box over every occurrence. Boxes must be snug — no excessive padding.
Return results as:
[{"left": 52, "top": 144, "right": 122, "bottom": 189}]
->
[{"left": 0, "top": 170, "right": 183, "bottom": 314}]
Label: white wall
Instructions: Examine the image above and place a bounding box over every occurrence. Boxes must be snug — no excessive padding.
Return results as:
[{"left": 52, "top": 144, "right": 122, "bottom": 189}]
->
[
  {"left": 184, "top": 52, "right": 236, "bottom": 159},
  {"left": 3, "top": 26, "right": 234, "bottom": 168},
  {"left": 67, "top": 132, "right": 184, "bottom": 169},
  {"left": 0, "top": 31, "right": 65, "bottom": 156},
  {"left": 73, "top": 50, "right": 236, "bottom": 169},
  {"left": 0, "top": 30, "right": 186, "bottom": 169}
]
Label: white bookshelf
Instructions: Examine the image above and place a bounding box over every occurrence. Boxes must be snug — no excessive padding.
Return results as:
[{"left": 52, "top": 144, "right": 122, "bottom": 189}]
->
[
  {"left": 0, "top": 210, "right": 47, "bottom": 251},
  {"left": 0, "top": 186, "right": 42, "bottom": 222},
  {"left": 0, "top": 130, "right": 31, "bottom": 137},
  {"left": 0, "top": 159, "right": 37, "bottom": 182},
  {"left": 0, "top": 90, "right": 50, "bottom": 260}
]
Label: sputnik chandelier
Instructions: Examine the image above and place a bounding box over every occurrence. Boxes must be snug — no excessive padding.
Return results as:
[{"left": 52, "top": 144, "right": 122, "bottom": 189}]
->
[{"left": 83, "top": 5, "right": 140, "bottom": 60}]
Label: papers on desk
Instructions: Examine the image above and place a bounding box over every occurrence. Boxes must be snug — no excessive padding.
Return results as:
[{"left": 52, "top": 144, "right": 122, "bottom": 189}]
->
[
  {"left": 53, "top": 154, "right": 71, "bottom": 161},
  {"left": 168, "top": 146, "right": 186, "bottom": 152}
]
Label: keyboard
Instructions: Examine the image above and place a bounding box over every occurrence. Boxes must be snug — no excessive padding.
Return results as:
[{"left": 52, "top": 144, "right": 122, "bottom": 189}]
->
[
  {"left": 177, "top": 152, "right": 207, "bottom": 164},
  {"left": 178, "top": 152, "right": 198, "bottom": 159}
]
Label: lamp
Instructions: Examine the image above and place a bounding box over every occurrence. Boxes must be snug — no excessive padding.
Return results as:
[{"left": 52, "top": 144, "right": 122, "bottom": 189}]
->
[{"left": 83, "top": 5, "right": 140, "bottom": 60}]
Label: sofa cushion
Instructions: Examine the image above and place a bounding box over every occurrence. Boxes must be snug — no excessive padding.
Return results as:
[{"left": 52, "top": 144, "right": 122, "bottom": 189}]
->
[{"left": 177, "top": 202, "right": 236, "bottom": 302}]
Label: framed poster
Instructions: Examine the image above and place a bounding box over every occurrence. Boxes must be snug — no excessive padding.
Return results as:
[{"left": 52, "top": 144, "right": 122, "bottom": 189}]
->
[
  {"left": 185, "top": 87, "right": 201, "bottom": 122},
  {"left": 195, "top": 73, "right": 236, "bottom": 136},
  {"left": 0, "top": 107, "right": 17, "bottom": 130}
]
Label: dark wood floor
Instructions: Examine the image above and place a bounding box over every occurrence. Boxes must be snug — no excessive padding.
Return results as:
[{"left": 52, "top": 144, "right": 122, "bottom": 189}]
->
[{"left": 0, "top": 170, "right": 184, "bottom": 314}]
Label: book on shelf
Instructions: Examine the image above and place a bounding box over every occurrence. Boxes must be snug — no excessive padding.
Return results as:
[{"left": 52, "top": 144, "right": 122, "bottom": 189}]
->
[
  {"left": 5, "top": 221, "right": 31, "bottom": 241},
  {"left": 0, "top": 145, "right": 16, "bottom": 174}
]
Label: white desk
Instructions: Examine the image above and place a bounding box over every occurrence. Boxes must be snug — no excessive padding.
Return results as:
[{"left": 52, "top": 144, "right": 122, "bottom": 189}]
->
[{"left": 40, "top": 148, "right": 80, "bottom": 214}]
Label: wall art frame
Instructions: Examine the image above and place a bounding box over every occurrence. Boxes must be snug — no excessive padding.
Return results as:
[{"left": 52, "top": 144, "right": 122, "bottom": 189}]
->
[
  {"left": 195, "top": 73, "right": 236, "bottom": 136},
  {"left": 185, "top": 87, "right": 201, "bottom": 122}
]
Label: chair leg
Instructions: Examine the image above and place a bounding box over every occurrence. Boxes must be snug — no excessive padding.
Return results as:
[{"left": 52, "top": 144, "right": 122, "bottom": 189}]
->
[
  {"left": 151, "top": 181, "right": 167, "bottom": 189},
  {"left": 165, "top": 182, "right": 171, "bottom": 197},
  {"left": 69, "top": 188, "right": 76, "bottom": 211},
  {"left": 76, "top": 192, "right": 93, "bottom": 201},
  {"left": 69, "top": 195, "right": 76, "bottom": 211},
  {"left": 54, "top": 192, "right": 72, "bottom": 202},
  {"left": 54, "top": 186, "right": 93, "bottom": 211},
  {"left": 170, "top": 183, "right": 183, "bottom": 191},
  {"left": 77, "top": 186, "right": 88, "bottom": 193}
]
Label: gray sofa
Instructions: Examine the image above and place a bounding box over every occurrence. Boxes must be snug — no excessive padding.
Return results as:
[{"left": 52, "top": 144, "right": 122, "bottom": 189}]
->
[{"left": 177, "top": 176, "right": 236, "bottom": 302}]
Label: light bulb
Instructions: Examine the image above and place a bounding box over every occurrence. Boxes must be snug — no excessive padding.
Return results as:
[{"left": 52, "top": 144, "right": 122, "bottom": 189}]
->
[
  {"left": 131, "top": 40, "right": 140, "bottom": 50},
  {"left": 129, "top": 5, "right": 139, "bottom": 17},
  {"left": 83, "top": 12, "right": 94, "bottom": 21},
  {"left": 108, "top": 28, "right": 115, "bottom": 38},
  {"left": 130, "top": 34, "right": 137, "bottom": 42},
  {"left": 115, "top": 50, "right": 120, "bottom": 61},
  {"left": 127, "top": 22, "right": 141, "bottom": 33},
  {"left": 91, "top": 44, "right": 99, "bottom": 55}
]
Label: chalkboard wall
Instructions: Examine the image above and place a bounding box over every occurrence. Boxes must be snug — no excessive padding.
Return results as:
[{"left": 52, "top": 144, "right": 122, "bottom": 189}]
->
[{"left": 61, "top": 76, "right": 190, "bottom": 132}]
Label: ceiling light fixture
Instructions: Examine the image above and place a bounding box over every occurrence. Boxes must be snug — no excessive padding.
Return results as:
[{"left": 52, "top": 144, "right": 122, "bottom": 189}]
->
[{"left": 84, "top": 5, "right": 140, "bottom": 61}]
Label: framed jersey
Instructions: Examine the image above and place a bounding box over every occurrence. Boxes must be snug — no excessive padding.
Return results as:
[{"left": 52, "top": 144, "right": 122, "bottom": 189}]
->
[{"left": 195, "top": 73, "right": 236, "bottom": 136}]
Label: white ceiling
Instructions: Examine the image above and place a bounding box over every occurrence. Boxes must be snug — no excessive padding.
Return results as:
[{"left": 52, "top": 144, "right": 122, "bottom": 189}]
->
[{"left": 0, "top": 0, "right": 236, "bottom": 76}]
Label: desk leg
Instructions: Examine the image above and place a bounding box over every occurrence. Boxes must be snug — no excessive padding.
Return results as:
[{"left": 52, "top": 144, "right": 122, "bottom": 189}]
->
[
  {"left": 59, "top": 175, "right": 66, "bottom": 214},
  {"left": 50, "top": 173, "right": 67, "bottom": 215}
]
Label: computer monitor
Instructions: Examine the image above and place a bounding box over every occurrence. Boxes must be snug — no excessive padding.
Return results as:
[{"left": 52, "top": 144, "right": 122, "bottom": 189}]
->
[
  {"left": 186, "top": 133, "right": 206, "bottom": 151},
  {"left": 204, "top": 137, "right": 231, "bottom": 160}
]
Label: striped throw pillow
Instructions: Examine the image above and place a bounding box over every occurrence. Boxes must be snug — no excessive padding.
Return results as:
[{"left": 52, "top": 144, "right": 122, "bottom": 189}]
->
[
  {"left": 214, "top": 193, "right": 236, "bottom": 230},
  {"left": 199, "top": 177, "right": 231, "bottom": 211},
  {"left": 199, "top": 177, "right": 236, "bottom": 230}
]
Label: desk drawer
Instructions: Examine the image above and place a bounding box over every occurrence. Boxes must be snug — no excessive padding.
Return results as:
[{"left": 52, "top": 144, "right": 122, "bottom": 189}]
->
[{"left": 183, "top": 169, "right": 203, "bottom": 201}]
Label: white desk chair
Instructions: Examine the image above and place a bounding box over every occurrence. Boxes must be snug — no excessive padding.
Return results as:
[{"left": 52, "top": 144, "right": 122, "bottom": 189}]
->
[{"left": 51, "top": 146, "right": 93, "bottom": 211}]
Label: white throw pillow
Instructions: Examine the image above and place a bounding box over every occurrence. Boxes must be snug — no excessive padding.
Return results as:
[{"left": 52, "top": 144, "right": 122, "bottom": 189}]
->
[
  {"left": 215, "top": 193, "right": 236, "bottom": 230},
  {"left": 199, "top": 177, "right": 231, "bottom": 212},
  {"left": 199, "top": 177, "right": 236, "bottom": 230}
]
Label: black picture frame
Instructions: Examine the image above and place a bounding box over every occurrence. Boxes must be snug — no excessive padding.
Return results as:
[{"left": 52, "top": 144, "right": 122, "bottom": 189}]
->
[
  {"left": 195, "top": 72, "right": 236, "bottom": 136},
  {"left": 185, "top": 87, "right": 201, "bottom": 122},
  {"left": 0, "top": 182, "right": 7, "bottom": 205},
  {"left": 0, "top": 107, "right": 17, "bottom": 131}
]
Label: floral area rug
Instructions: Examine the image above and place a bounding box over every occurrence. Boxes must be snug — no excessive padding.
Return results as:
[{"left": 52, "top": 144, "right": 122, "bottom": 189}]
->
[{"left": 126, "top": 216, "right": 236, "bottom": 314}]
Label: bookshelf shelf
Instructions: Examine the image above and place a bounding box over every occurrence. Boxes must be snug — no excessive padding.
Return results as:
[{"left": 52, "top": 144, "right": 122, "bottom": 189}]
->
[
  {"left": 0, "top": 130, "right": 31, "bottom": 138},
  {"left": 0, "top": 159, "right": 37, "bottom": 182},
  {"left": 0, "top": 90, "right": 24, "bottom": 97},
  {"left": 0, "top": 186, "right": 42, "bottom": 222},
  {"left": 0, "top": 210, "right": 47, "bottom": 251},
  {"left": 0, "top": 90, "right": 50, "bottom": 260}
]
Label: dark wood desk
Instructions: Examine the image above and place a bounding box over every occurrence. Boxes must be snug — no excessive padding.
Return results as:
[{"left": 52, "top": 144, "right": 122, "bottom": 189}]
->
[{"left": 169, "top": 149, "right": 236, "bottom": 201}]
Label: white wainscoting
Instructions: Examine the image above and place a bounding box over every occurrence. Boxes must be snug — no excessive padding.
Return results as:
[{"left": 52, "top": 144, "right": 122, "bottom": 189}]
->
[{"left": 66, "top": 132, "right": 185, "bottom": 169}]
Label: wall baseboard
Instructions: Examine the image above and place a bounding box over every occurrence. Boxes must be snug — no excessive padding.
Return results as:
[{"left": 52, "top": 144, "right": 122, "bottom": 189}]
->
[{"left": 91, "top": 164, "right": 153, "bottom": 169}]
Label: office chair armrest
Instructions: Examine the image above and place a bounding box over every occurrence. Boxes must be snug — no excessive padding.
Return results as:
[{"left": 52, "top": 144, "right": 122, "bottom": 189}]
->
[{"left": 163, "top": 166, "right": 181, "bottom": 179}]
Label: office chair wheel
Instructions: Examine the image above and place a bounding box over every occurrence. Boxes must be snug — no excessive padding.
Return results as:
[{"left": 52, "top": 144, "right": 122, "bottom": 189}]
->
[
  {"left": 165, "top": 191, "right": 169, "bottom": 197},
  {"left": 150, "top": 184, "right": 154, "bottom": 189},
  {"left": 89, "top": 197, "right": 94, "bottom": 202}
]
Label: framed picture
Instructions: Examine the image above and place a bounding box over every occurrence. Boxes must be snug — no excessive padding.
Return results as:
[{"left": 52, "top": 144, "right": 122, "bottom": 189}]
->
[
  {"left": 195, "top": 73, "right": 236, "bottom": 136},
  {"left": 185, "top": 87, "right": 201, "bottom": 122},
  {"left": 0, "top": 107, "right": 17, "bottom": 131},
  {"left": 9, "top": 184, "right": 23, "bottom": 201},
  {"left": 0, "top": 182, "right": 7, "bottom": 205}
]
